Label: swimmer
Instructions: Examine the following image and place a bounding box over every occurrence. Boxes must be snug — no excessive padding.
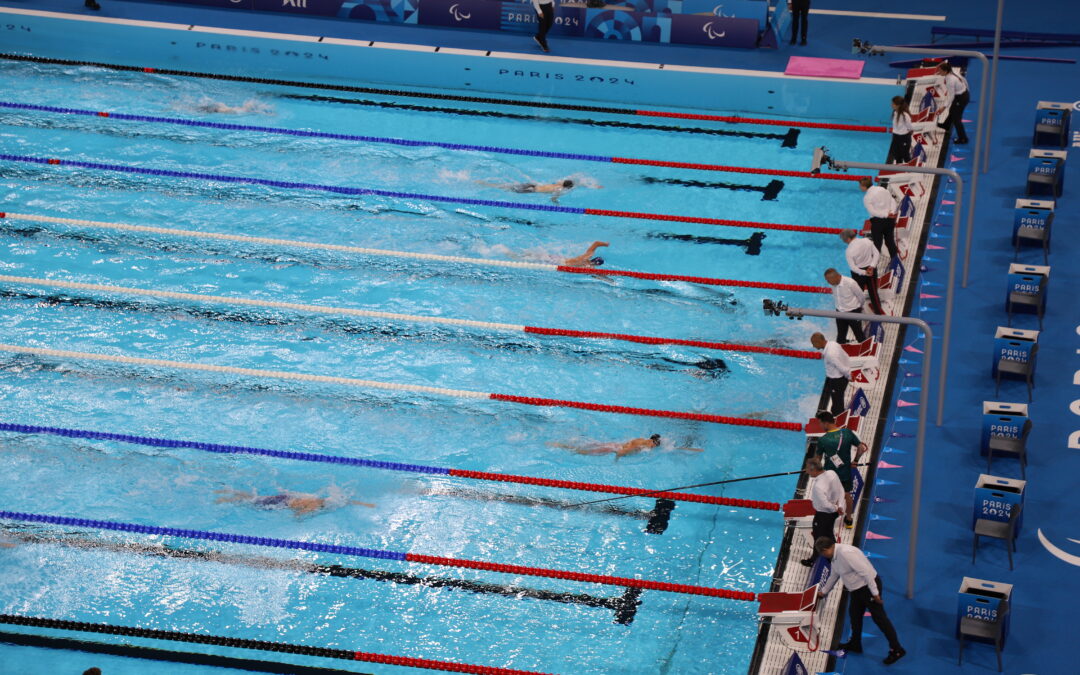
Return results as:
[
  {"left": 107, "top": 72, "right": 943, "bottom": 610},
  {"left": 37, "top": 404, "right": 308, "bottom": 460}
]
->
[
  {"left": 215, "top": 488, "right": 374, "bottom": 516},
  {"left": 477, "top": 177, "right": 576, "bottom": 203},
  {"left": 195, "top": 98, "right": 271, "bottom": 115},
  {"left": 562, "top": 240, "right": 609, "bottom": 268},
  {"left": 549, "top": 434, "right": 703, "bottom": 459}
]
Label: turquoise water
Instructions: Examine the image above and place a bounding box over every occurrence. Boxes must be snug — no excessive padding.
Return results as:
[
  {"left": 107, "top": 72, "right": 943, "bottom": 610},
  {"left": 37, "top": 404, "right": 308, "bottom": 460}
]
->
[{"left": 0, "top": 60, "right": 886, "bottom": 674}]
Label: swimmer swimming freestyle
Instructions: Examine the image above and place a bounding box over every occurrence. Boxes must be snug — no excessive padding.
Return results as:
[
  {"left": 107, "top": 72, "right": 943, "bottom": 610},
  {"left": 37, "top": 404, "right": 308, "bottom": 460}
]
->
[
  {"left": 215, "top": 488, "right": 375, "bottom": 516},
  {"left": 548, "top": 434, "right": 703, "bottom": 459}
]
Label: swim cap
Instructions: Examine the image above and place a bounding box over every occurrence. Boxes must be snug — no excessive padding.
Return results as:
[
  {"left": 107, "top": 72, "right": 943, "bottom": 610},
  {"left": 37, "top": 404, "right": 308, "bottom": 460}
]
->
[
  {"left": 589, "top": 256, "right": 605, "bottom": 266},
  {"left": 650, "top": 434, "right": 661, "bottom": 444}
]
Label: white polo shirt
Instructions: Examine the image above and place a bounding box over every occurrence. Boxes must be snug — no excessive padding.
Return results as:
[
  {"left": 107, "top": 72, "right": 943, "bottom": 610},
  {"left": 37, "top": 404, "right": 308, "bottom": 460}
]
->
[
  {"left": 822, "top": 341, "right": 851, "bottom": 379},
  {"left": 892, "top": 111, "right": 913, "bottom": 135},
  {"left": 810, "top": 469, "right": 845, "bottom": 514},
  {"left": 863, "top": 185, "right": 896, "bottom": 219},
  {"left": 845, "top": 237, "right": 880, "bottom": 274},
  {"left": 831, "top": 275, "right": 865, "bottom": 312},
  {"left": 820, "top": 543, "right": 880, "bottom": 597}
]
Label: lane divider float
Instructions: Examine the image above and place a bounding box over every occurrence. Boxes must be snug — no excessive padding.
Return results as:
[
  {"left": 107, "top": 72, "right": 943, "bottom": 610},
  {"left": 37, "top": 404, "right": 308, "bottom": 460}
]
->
[
  {"left": 0, "top": 274, "right": 822, "bottom": 359},
  {"left": 0, "top": 613, "right": 551, "bottom": 675},
  {"left": 0, "top": 101, "right": 867, "bottom": 181},
  {"left": 0, "top": 52, "right": 890, "bottom": 133},
  {"left": 0, "top": 343, "right": 803, "bottom": 431},
  {"left": 0, "top": 421, "right": 781, "bottom": 510},
  {"left": 0, "top": 511, "right": 757, "bottom": 600},
  {"left": 0, "top": 155, "right": 844, "bottom": 235},
  {"left": 0, "top": 212, "right": 831, "bottom": 294}
]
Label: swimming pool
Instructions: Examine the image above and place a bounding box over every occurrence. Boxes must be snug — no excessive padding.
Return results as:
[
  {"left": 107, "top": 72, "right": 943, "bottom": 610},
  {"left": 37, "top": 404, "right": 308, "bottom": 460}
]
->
[{"left": 0, "top": 16, "right": 900, "bottom": 675}]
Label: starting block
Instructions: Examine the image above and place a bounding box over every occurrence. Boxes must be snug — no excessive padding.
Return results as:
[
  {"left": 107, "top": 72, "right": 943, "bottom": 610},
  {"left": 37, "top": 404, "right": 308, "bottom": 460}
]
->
[{"left": 758, "top": 584, "right": 823, "bottom": 651}]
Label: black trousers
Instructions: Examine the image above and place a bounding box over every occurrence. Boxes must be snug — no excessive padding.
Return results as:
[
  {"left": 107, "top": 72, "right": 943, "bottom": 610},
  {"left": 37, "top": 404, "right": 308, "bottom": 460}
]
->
[
  {"left": 790, "top": 5, "right": 809, "bottom": 43},
  {"left": 835, "top": 307, "right": 865, "bottom": 345},
  {"left": 847, "top": 576, "right": 903, "bottom": 651},
  {"left": 869, "top": 216, "right": 899, "bottom": 261},
  {"left": 819, "top": 376, "right": 848, "bottom": 416},
  {"left": 939, "top": 90, "right": 970, "bottom": 143},
  {"left": 535, "top": 3, "right": 554, "bottom": 43},
  {"left": 886, "top": 132, "right": 912, "bottom": 164},
  {"left": 851, "top": 269, "right": 884, "bottom": 315},
  {"left": 804, "top": 510, "right": 839, "bottom": 562}
]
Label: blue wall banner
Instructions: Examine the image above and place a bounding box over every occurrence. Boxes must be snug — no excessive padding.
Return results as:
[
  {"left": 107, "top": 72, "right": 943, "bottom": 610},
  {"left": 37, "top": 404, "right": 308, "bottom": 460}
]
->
[
  {"left": 179, "top": 0, "right": 256, "bottom": 9},
  {"left": 669, "top": 14, "right": 758, "bottom": 47},
  {"left": 679, "top": 0, "right": 769, "bottom": 30},
  {"left": 418, "top": 0, "right": 502, "bottom": 29},
  {"left": 252, "top": 0, "right": 346, "bottom": 16}
]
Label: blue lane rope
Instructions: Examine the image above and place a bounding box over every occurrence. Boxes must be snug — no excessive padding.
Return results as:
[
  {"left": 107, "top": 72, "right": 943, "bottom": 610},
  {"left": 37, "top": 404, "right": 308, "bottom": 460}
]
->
[
  {"left": 0, "top": 510, "right": 407, "bottom": 560},
  {"left": 0, "top": 154, "right": 585, "bottom": 215},
  {"left": 0, "top": 101, "right": 612, "bottom": 163},
  {"left": 0, "top": 422, "right": 450, "bottom": 476}
]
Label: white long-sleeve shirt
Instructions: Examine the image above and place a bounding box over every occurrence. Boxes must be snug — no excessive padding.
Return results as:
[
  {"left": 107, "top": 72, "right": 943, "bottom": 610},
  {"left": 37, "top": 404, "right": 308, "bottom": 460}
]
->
[
  {"left": 831, "top": 275, "right": 865, "bottom": 312},
  {"left": 532, "top": 0, "right": 553, "bottom": 9},
  {"left": 863, "top": 185, "right": 896, "bottom": 219},
  {"left": 810, "top": 470, "right": 845, "bottom": 514},
  {"left": 891, "top": 111, "right": 913, "bottom": 135},
  {"left": 820, "top": 543, "right": 880, "bottom": 597},
  {"left": 941, "top": 71, "right": 968, "bottom": 108},
  {"left": 845, "top": 237, "right": 880, "bottom": 274},
  {"left": 823, "top": 340, "right": 851, "bottom": 379}
]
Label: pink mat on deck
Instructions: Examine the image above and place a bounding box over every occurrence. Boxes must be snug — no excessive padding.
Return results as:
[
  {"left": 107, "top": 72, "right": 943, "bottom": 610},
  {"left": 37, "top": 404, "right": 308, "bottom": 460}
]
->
[{"left": 785, "top": 56, "right": 865, "bottom": 79}]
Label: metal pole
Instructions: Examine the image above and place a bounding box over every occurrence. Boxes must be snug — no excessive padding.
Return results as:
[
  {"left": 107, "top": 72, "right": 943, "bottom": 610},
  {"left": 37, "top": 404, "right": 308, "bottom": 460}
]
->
[
  {"left": 830, "top": 158, "right": 961, "bottom": 426},
  {"left": 984, "top": 0, "right": 1005, "bottom": 174},
  {"left": 783, "top": 307, "right": 932, "bottom": 599},
  {"left": 857, "top": 45, "right": 988, "bottom": 288}
]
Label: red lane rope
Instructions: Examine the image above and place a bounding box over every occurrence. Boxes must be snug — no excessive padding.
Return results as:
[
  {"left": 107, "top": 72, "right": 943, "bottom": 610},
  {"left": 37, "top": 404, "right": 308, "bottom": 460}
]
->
[
  {"left": 522, "top": 326, "right": 821, "bottom": 360},
  {"left": 610, "top": 156, "right": 864, "bottom": 181},
  {"left": 488, "top": 393, "right": 803, "bottom": 432},
  {"left": 403, "top": 553, "right": 756, "bottom": 600},
  {"left": 351, "top": 651, "right": 547, "bottom": 675},
  {"left": 633, "top": 110, "right": 890, "bottom": 133},
  {"left": 447, "top": 468, "right": 781, "bottom": 510},
  {"left": 582, "top": 208, "right": 844, "bottom": 235},
  {"left": 556, "top": 265, "right": 831, "bottom": 294}
]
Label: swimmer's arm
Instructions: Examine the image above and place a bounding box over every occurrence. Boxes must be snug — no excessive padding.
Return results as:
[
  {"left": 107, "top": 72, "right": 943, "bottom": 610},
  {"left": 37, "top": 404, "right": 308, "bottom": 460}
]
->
[
  {"left": 675, "top": 446, "right": 705, "bottom": 453},
  {"left": 349, "top": 500, "right": 377, "bottom": 508}
]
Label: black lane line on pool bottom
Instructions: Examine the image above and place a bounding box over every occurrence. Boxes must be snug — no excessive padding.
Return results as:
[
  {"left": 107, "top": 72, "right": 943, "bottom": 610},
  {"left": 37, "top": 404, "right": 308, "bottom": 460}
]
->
[
  {"left": 648, "top": 231, "right": 767, "bottom": 255},
  {"left": 417, "top": 488, "right": 676, "bottom": 535},
  {"left": 275, "top": 93, "right": 800, "bottom": 145},
  {"left": 0, "top": 630, "right": 373, "bottom": 675},
  {"left": 639, "top": 176, "right": 786, "bottom": 201},
  {"left": 3, "top": 529, "right": 642, "bottom": 625}
]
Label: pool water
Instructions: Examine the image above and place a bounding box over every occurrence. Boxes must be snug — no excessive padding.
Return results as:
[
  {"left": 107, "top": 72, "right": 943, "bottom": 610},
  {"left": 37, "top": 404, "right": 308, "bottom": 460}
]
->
[{"left": 0, "top": 59, "right": 886, "bottom": 674}]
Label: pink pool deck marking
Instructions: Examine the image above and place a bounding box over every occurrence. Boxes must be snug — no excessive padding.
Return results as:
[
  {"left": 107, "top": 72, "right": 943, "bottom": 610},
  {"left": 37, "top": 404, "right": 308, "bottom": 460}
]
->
[{"left": 784, "top": 56, "right": 866, "bottom": 79}]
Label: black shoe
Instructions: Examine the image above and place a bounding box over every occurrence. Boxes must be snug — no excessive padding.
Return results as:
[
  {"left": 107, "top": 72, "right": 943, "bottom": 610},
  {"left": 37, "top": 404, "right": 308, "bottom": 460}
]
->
[
  {"left": 800, "top": 39, "right": 807, "bottom": 45},
  {"left": 883, "top": 648, "right": 906, "bottom": 665},
  {"left": 800, "top": 557, "right": 815, "bottom": 567},
  {"left": 532, "top": 36, "right": 549, "bottom": 53},
  {"left": 838, "top": 641, "right": 862, "bottom": 654},
  {"left": 85, "top": 0, "right": 101, "bottom": 8}
]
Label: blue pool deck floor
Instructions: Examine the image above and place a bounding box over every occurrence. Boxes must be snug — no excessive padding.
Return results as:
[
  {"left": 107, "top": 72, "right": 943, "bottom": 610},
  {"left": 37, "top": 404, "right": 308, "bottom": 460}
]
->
[{"left": 3, "top": 1, "right": 1080, "bottom": 674}]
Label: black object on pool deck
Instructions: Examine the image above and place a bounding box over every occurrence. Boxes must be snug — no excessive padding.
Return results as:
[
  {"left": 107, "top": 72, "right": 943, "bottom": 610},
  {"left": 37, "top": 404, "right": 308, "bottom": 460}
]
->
[{"left": 571, "top": 470, "right": 803, "bottom": 507}]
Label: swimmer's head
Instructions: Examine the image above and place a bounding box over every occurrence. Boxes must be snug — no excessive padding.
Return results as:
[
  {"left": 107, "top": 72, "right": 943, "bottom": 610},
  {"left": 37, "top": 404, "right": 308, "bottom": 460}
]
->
[
  {"left": 589, "top": 256, "right": 605, "bottom": 266},
  {"left": 650, "top": 434, "right": 661, "bottom": 446},
  {"left": 562, "top": 179, "right": 575, "bottom": 189}
]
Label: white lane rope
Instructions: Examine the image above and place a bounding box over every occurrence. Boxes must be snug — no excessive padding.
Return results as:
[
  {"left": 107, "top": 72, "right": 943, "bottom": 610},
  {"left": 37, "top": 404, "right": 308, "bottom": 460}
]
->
[
  {"left": 0, "top": 274, "right": 525, "bottom": 333},
  {"left": 0, "top": 343, "right": 490, "bottom": 399},
  {"left": 0, "top": 212, "right": 557, "bottom": 272}
]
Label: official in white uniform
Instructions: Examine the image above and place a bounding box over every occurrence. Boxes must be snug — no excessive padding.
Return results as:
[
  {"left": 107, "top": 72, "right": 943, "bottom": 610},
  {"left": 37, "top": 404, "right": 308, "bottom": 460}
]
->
[
  {"left": 811, "top": 331, "right": 851, "bottom": 416},
  {"left": 800, "top": 457, "right": 844, "bottom": 566},
  {"left": 816, "top": 539, "right": 906, "bottom": 664},
  {"left": 824, "top": 267, "right": 866, "bottom": 344},
  {"left": 858, "top": 176, "right": 899, "bottom": 261},
  {"left": 840, "top": 228, "right": 884, "bottom": 315},
  {"left": 936, "top": 61, "right": 970, "bottom": 144},
  {"left": 887, "top": 95, "right": 913, "bottom": 164}
]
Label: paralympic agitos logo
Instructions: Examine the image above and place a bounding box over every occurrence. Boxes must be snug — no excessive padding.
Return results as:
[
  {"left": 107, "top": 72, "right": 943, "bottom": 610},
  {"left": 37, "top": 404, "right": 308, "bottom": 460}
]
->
[{"left": 449, "top": 3, "right": 472, "bottom": 21}]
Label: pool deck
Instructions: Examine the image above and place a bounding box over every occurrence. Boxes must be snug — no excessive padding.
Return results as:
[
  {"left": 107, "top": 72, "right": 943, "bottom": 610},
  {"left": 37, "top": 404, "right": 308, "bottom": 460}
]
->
[{"left": 3, "top": 1, "right": 1080, "bottom": 674}]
